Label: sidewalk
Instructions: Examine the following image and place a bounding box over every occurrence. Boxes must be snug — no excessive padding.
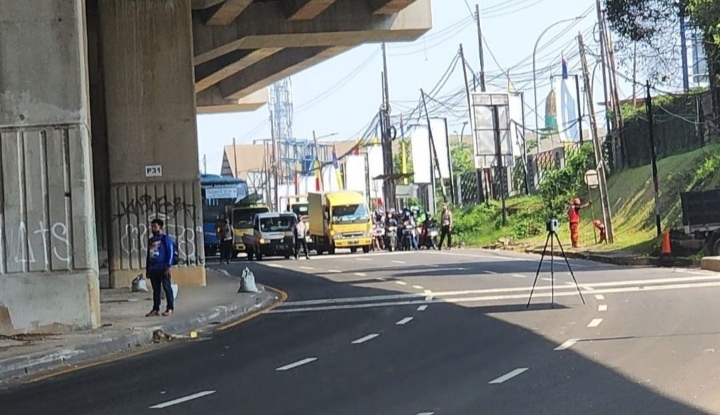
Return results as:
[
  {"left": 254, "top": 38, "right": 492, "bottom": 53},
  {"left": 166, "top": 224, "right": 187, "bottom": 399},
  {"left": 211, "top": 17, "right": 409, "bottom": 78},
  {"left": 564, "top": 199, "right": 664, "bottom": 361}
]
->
[
  {"left": 0, "top": 268, "right": 279, "bottom": 383},
  {"left": 521, "top": 246, "right": 695, "bottom": 267}
]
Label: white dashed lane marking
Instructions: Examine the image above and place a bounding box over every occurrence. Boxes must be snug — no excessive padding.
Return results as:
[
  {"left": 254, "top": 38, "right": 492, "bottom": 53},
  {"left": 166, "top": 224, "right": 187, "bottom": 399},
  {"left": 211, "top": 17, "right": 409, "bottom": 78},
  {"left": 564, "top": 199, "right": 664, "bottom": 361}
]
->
[
  {"left": 417, "top": 305, "right": 428, "bottom": 311},
  {"left": 392, "top": 260, "right": 406, "bottom": 264},
  {"left": 598, "top": 304, "right": 607, "bottom": 312},
  {"left": 594, "top": 294, "right": 605, "bottom": 300},
  {"left": 554, "top": 339, "right": 579, "bottom": 351},
  {"left": 351, "top": 334, "right": 379, "bottom": 344},
  {"left": 276, "top": 357, "right": 318, "bottom": 371},
  {"left": 299, "top": 266, "right": 314, "bottom": 270},
  {"left": 587, "top": 318, "right": 603, "bottom": 328},
  {"left": 396, "top": 317, "right": 413, "bottom": 325},
  {"left": 149, "top": 391, "right": 216, "bottom": 409},
  {"left": 395, "top": 281, "right": 407, "bottom": 286},
  {"left": 489, "top": 368, "right": 529, "bottom": 384},
  {"left": 412, "top": 285, "right": 424, "bottom": 290},
  {"left": 354, "top": 272, "right": 366, "bottom": 277}
]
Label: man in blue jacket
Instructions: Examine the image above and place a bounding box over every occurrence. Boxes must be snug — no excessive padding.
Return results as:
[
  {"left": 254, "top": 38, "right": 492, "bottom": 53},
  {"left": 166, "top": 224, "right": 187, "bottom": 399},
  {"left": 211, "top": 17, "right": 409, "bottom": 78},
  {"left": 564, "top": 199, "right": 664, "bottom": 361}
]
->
[{"left": 145, "top": 219, "right": 175, "bottom": 317}]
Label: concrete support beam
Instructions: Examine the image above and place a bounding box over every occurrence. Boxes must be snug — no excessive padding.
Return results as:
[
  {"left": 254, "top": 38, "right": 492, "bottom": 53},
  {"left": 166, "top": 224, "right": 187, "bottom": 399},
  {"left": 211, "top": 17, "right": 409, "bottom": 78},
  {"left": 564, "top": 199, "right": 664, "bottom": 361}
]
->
[
  {"left": 205, "top": 0, "right": 253, "bottom": 25},
  {"left": 98, "top": 0, "right": 206, "bottom": 288},
  {"left": 283, "top": 0, "right": 338, "bottom": 20},
  {"left": 197, "top": 89, "right": 268, "bottom": 113},
  {"left": 369, "top": 0, "right": 418, "bottom": 14},
  {"left": 193, "top": 0, "right": 431, "bottom": 64},
  {"left": 0, "top": 0, "right": 100, "bottom": 333},
  {"left": 195, "top": 48, "right": 283, "bottom": 93},
  {"left": 214, "top": 46, "right": 353, "bottom": 100},
  {"left": 192, "top": 0, "right": 226, "bottom": 9}
]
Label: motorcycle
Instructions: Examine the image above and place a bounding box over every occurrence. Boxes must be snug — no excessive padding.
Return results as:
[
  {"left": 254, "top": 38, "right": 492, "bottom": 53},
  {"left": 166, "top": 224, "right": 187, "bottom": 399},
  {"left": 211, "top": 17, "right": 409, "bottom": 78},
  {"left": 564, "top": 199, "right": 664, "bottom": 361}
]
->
[
  {"left": 401, "top": 222, "right": 415, "bottom": 251},
  {"left": 421, "top": 222, "right": 439, "bottom": 249},
  {"left": 372, "top": 223, "right": 385, "bottom": 251},
  {"left": 386, "top": 225, "right": 397, "bottom": 252}
]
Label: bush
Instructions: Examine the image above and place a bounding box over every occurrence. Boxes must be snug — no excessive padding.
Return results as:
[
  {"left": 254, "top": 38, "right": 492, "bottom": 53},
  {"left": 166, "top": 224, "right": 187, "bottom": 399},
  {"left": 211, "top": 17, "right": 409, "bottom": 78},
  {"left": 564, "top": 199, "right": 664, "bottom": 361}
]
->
[{"left": 538, "top": 143, "right": 595, "bottom": 217}]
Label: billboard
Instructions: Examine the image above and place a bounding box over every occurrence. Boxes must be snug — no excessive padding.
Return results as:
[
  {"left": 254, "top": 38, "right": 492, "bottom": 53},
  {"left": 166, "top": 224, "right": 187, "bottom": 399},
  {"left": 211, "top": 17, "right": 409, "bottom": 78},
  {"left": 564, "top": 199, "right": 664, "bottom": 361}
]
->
[{"left": 471, "top": 92, "right": 514, "bottom": 169}]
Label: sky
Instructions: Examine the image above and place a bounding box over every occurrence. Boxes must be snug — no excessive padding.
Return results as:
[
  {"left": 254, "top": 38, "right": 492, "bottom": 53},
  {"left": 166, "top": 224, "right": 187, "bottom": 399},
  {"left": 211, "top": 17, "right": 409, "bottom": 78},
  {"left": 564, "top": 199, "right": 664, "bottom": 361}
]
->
[{"left": 197, "top": 0, "right": 660, "bottom": 175}]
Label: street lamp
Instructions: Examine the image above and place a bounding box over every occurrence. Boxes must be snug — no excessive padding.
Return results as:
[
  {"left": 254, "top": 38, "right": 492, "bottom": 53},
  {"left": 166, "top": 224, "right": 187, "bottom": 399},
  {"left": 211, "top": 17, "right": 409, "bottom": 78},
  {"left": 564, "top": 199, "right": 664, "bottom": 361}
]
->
[{"left": 532, "top": 16, "right": 584, "bottom": 155}]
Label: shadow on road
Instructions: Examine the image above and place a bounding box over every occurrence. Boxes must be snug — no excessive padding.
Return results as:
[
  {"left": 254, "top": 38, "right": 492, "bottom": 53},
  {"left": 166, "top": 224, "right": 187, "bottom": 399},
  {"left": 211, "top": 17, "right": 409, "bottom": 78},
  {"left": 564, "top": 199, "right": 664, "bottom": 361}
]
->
[{"left": 0, "top": 257, "right": 710, "bottom": 415}]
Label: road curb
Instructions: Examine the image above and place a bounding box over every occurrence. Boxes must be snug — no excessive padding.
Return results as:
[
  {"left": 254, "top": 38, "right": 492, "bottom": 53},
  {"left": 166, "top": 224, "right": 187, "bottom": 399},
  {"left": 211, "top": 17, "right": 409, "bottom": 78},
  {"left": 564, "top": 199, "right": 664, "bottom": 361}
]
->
[
  {"left": 522, "top": 247, "right": 694, "bottom": 267},
  {"left": 0, "top": 286, "right": 279, "bottom": 383}
]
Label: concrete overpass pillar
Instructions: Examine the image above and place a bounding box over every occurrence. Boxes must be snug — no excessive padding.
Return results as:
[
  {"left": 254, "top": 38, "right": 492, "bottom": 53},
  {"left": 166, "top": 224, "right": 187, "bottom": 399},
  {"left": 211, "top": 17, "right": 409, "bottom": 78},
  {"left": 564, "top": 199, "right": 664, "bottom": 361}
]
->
[
  {"left": 98, "top": 0, "right": 206, "bottom": 288},
  {"left": 0, "top": 0, "right": 100, "bottom": 332}
]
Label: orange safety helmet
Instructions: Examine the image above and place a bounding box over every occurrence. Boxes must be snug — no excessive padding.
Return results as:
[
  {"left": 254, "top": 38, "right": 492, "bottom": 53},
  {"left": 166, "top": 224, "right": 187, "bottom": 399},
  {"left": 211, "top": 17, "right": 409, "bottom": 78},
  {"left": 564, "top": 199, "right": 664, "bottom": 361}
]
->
[{"left": 572, "top": 198, "right": 581, "bottom": 205}]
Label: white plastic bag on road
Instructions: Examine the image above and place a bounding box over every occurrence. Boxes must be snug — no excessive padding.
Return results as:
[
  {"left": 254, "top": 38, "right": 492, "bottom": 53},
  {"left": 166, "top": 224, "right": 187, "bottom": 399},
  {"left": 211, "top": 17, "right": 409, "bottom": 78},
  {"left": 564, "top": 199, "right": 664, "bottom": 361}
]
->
[
  {"left": 160, "top": 283, "right": 179, "bottom": 300},
  {"left": 238, "top": 267, "right": 259, "bottom": 293},
  {"left": 131, "top": 274, "right": 148, "bottom": 292}
]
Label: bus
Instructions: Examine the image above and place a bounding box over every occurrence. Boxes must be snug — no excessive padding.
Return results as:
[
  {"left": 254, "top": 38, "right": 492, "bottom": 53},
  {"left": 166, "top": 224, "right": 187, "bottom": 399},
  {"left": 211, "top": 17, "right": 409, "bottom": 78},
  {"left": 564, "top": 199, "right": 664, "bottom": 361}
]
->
[{"left": 201, "top": 174, "right": 249, "bottom": 256}]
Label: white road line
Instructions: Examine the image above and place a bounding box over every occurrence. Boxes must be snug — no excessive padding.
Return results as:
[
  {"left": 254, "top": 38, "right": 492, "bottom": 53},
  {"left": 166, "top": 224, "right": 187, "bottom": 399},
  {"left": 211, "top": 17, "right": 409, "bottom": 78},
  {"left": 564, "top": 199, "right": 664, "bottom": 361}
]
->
[
  {"left": 274, "top": 279, "right": 720, "bottom": 313},
  {"left": 594, "top": 294, "right": 605, "bottom": 300},
  {"left": 396, "top": 317, "right": 413, "bottom": 325},
  {"left": 351, "top": 334, "right": 379, "bottom": 344},
  {"left": 417, "top": 305, "right": 428, "bottom": 311},
  {"left": 541, "top": 278, "right": 553, "bottom": 282},
  {"left": 484, "top": 270, "right": 498, "bottom": 274},
  {"left": 489, "top": 368, "right": 528, "bottom": 384},
  {"left": 512, "top": 274, "right": 526, "bottom": 278},
  {"left": 583, "top": 286, "right": 595, "bottom": 292},
  {"left": 276, "top": 357, "right": 318, "bottom": 371},
  {"left": 598, "top": 304, "right": 608, "bottom": 312},
  {"left": 413, "top": 285, "right": 424, "bottom": 289},
  {"left": 355, "top": 258, "right": 371, "bottom": 261},
  {"left": 392, "top": 260, "right": 406, "bottom": 264},
  {"left": 299, "top": 266, "right": 314, "bottom": 270},
  {"left": 149, "top": 391, "right": 216, "bottom": 409},
  {"left": 416, "top": 412, "right": 435, "bottom": 415},
  {"left": 587, "top": 318, "right": 603, "bottom": 328},
  {"left": 376, "top": 277, "right": 386, "bottom": 281},
  {"left": 354, "top": 272, "right": 367, "bottom": 277},
  {"left": 554, "top": 339, "right": 579, "bottom": 351},
  {"left": 265, "top": 263, "right": 283, "bottom": 268},
  {"left": 328, "top": 269, "right": 342, "bottom": 273},
  {"left": 395, "top": 281, "right": 407, "bottom": 285}
]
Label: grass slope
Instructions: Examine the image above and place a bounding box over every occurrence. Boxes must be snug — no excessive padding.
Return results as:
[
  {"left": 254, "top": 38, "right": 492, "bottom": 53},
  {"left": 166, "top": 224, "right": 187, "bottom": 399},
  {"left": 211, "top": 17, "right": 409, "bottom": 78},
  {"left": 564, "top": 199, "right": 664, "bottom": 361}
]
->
[{"left": 455, "top": 144, "right": 720, "bottom": 255}]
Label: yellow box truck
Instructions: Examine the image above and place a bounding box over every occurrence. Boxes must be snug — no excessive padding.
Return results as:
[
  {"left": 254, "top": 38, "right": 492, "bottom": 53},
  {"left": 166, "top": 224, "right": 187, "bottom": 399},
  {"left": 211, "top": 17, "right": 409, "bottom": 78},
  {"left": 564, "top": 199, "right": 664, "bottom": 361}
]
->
[{"left": 308, "top": 191, "right": 372, "bottom": 254}]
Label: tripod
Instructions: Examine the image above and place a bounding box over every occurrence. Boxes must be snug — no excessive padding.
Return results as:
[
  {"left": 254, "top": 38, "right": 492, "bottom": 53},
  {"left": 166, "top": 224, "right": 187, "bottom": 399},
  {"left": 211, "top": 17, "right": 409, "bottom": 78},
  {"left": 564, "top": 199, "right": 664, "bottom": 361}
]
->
[{"left": 526, "top": 229, "right": 585, "bottom": 308}]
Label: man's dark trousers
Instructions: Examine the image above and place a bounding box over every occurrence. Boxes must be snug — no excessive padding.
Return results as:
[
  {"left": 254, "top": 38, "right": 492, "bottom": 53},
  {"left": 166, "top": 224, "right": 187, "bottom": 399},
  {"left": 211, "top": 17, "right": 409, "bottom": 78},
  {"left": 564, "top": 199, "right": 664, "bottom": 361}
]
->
[{"left": 148, "top": 270, "right": 174, "bottom": 311}]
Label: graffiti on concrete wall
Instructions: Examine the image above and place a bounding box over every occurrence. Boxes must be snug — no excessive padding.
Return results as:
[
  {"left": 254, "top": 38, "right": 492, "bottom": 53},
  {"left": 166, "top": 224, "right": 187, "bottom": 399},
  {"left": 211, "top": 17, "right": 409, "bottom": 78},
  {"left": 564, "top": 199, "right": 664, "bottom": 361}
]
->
[
  {"left": 7, "top": 220, "right": 71, "bottom": 267},
  {"left": 113, "top": 194, "right": 195, "bottom": 221},
  {"left": 119, "top": 222, "right": 201, "bottom": 266}
]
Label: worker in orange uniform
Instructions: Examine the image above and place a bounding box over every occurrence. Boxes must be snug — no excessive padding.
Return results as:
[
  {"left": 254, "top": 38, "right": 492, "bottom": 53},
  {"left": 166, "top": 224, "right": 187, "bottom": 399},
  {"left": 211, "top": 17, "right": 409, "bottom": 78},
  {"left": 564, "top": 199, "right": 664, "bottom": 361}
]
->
[
  {"left": 593, "top": 219, "right": 607, "bottom": 243},
  {"left": 568, "top": 197, "right": 590, "bottom": 248}
]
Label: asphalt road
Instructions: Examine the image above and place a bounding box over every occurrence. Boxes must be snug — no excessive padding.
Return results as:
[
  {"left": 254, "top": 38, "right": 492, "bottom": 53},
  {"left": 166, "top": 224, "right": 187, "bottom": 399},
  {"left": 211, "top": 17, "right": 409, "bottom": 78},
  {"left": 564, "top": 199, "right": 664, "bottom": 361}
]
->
[{"left": 3, "top": 248, "right": 720, "bottom": 414}]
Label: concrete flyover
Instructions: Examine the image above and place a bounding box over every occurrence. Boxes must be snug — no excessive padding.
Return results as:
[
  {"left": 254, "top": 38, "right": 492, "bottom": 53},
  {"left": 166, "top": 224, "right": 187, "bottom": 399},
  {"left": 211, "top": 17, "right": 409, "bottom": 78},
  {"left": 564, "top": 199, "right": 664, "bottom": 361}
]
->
[{"left": 0, "top": 0, "right": 430, "bottom": 334}]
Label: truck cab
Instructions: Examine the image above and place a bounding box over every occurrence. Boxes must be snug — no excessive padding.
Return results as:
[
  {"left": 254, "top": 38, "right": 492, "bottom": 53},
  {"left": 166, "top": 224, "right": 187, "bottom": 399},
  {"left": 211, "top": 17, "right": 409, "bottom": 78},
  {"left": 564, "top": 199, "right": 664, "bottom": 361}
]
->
[
  {"left": 229, "top": 205, "right": 270, "bottom": 256},
  {"left": 243, "top": 212, "right": 297, "bottom": 260},
  {"left": 308, "top": 191, "right": 372, "bottom": 254}
]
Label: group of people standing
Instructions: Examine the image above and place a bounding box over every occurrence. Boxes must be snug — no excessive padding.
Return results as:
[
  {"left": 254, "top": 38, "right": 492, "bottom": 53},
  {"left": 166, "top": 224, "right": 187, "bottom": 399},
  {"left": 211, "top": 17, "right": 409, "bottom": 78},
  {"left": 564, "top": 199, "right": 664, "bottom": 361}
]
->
[{"left": 372, "top": 204, "right": 454, "bottom": 250}]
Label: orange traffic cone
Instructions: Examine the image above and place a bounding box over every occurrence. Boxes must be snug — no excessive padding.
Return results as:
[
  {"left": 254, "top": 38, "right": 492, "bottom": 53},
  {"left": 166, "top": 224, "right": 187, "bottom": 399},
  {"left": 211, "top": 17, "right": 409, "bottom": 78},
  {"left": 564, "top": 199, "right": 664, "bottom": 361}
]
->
[{"left": 661, "top": 229, "right": 672, "bottom": 255}]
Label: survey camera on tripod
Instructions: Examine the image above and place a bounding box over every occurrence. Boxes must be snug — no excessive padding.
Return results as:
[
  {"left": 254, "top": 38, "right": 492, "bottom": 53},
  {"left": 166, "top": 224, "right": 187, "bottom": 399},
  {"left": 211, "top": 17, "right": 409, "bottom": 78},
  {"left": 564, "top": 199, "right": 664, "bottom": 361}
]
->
[
  {"left": 527, "top": 217, "right": 586, "bottom": 308},
  {"left": 546, "top": 218, "right": 559, "bottom": 233}
]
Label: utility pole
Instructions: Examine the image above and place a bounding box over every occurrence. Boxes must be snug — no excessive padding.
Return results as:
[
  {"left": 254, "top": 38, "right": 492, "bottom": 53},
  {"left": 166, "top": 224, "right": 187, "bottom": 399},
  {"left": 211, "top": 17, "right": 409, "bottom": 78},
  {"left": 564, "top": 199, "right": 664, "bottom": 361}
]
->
[
  {"left": 474, "top": 4, "right": 486, "bottom": 91},
  {"left": 632, "top": 43, "right": 638, "bottom": 106},
  {"left": 603, "top": 21, "right": 625, "bottom": 168},
  {"left": 594, "top": 0, "right": 612, "bottom": 152},
  {"left": 202, "top": 154, "right": 207, "bottom": 174},
  {"left": 232, "top": 137, "right": 238, "bottom": 179},
  {"left": 574, "top": 75, "right": 584, "bottom": 143},
  {"left": 380, "top": 43, "right": 396, "bottom": 209},
  {"left": 492, "top": 105, "right": 507, "bottom": 225},
  {"left": 579, "top": 32, "right": 614, "bottom": 243},
  {"left": 421, "top": 89, "right": 447, "bottom": 207},
  {"left": 645, "top": 81, "right": 662, "bottom": 237},
  {"left": 269, "top": 111, "right": 278, "bottom": 210}
]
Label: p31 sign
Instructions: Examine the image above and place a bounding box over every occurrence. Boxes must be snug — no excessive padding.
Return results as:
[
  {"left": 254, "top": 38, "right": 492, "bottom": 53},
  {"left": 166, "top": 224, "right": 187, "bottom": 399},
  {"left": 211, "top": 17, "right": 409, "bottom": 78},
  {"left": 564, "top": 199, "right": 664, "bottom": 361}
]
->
[{"left": 145, "top": 165, "right": 162, "bottom": 177}]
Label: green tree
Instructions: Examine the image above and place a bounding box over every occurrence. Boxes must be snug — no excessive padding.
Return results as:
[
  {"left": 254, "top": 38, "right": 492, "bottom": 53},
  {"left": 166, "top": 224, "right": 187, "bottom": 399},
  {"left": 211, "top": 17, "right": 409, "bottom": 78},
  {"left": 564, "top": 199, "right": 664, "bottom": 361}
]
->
[{"left": 450, "top": 142, "right": 474, "bottom": 173}]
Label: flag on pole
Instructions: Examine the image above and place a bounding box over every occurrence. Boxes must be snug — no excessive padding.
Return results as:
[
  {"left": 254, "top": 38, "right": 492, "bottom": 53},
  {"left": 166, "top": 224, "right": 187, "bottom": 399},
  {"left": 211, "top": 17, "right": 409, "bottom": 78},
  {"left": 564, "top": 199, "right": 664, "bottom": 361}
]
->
[
  {"left": 314, "top": 159, "right": 322, "bottom": 191},
  {"left": 561, "top": 54, "right": 568, "bottom": 79},
  {"left": 332, "top": 144, "right": 343, "bottom": 190}
]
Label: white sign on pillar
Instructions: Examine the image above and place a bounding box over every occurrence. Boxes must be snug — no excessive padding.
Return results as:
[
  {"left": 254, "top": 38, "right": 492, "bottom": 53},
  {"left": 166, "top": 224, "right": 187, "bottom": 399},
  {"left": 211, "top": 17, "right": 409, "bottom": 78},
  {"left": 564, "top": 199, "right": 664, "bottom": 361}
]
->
[{"left": 145, "top": 165, "right": 162, "bottom": 177}]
